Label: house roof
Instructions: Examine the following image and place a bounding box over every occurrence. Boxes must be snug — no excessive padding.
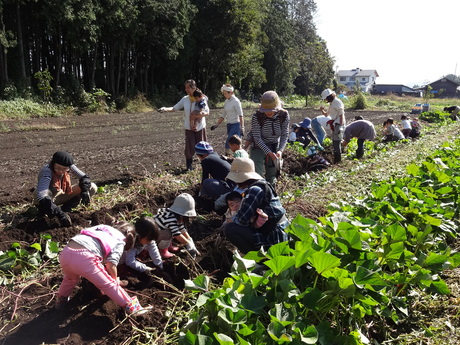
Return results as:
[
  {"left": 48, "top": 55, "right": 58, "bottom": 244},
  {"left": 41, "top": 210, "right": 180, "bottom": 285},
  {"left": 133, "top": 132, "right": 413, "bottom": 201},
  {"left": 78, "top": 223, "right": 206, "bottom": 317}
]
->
[
  {"left": 423, "top": 74, "right": 460, "bottom": 87},
  {"left": 337, "top": 68, "right": 379, "bottom": 77},
  {"left": 373, "top": 84, "right": 417, "bottom": 92}
]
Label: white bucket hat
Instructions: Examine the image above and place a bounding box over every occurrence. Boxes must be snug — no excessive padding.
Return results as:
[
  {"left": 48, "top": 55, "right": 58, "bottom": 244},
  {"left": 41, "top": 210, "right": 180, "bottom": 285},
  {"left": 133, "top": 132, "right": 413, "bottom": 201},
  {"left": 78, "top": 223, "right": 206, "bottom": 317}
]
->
[
  {"left": 169, "top": 193, "right": 197, "bottom": 217},
  {"left": 226, "top": 158, "right": 263, "bottom": 183},
  {"left": 321, "top": 88, "right": 334, "bottom": 100}
]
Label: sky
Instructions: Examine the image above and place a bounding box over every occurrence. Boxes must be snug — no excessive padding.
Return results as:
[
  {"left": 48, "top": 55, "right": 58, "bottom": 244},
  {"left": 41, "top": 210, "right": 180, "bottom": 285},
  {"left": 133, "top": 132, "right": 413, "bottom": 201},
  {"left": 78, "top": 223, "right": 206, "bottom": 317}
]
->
[{"left": 314, "top": 0, "right": 460, "bottom": 87}]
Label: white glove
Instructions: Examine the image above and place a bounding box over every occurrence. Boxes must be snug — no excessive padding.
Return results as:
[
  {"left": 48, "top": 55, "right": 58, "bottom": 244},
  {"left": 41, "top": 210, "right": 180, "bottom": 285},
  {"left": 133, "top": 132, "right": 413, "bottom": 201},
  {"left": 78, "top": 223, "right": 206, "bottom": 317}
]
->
[
  {"left": 185, "top": 239, "right": 200, "bottom": 257},
  {"left": 158, "top": 107, "right": 166, "bottom": 113}
]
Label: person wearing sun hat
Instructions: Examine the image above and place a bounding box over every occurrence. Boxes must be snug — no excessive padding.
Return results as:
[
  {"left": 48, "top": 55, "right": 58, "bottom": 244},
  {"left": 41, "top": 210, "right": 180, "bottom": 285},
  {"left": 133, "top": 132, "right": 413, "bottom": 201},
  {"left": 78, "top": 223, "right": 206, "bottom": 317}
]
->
[
  {"left": 194, "top": 141, "right": 235, "bottom": 201},
  {"left": 222, "top": 157, "right": 290, "bottom": 254},
  {"left": 210, "top": 84, "right": 245, "bottom": 155},
  {"left": 320, "top": 88, "right": 345, "bottom": 163},
  {"left": 250, "top": 90, "right": 290, "bottom": 185},
  {"left": 34, "top": 151, "right": 97, "bottom": 227}
]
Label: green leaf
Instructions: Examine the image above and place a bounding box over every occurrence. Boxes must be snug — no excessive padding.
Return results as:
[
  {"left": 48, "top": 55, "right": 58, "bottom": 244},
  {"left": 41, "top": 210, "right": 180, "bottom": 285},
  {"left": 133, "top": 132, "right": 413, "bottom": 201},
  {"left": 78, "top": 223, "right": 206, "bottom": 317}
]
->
[
  {"left": 241, "top": 295, "right": 266, "bottom": 314},
  {"left": 184, "top": 275, "right": 209, "bottom": 292},
  {"left": 30, "top": 243, "right": 42, "bottom": 251},
  {"left": 309, "top": 252, "right": 341, "bottom": 276},
  {"left": 214, "top": 332, "right": 235, "bottom": 345},
  {"left": 218, "top": 308, "right": 247, "bottom": 325},
  {"left": 264, "top": 256, "right": 295, "bottom": 275},
  {"left": 407, "top": 163, "right": 420, "bottom": 176},
  {"left": 422, "top": 214, "right": 442, "bottom": 226},
  {"left": 267, "top": 321, "right": 292, "bottom": 343},
  {"left": 292, "top": 324, "right": 318, "bottom": 344},
  {"left": 269, "top": 303, "right": 294, "bottom": 326},
  {"left": 431, "top": 280, "right": 450, "bottom": 294},
  {"left": 0, "top": 256, "right": 16, "bottom": 271},
  {"left": 354, "top": 266, "right": 386, "bottom": 287}
]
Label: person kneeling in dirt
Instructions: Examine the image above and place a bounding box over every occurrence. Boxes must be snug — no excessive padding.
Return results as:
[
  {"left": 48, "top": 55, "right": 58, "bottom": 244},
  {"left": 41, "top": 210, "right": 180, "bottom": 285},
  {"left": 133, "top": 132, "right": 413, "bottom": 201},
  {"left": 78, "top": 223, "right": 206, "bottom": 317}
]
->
[
  {"left": 154, "top": 193, "right": 200, "bottom": 259},
  {"left": 382, "top": 118, "right": 404, "bottom": 142},
  {"left": 34, "top": 151, "right": 97, "bottom": 227},
  {"left": 443, "top": 106, "right": 460, "bottom": 121},
  {"left": 119, "top": 217, "right": 163, "bottom": 278},
  {"left": 297, "top": 117, "right": 323, "bottom": 150},
  {"left": 342, "top": 117, "right": 376, "bottom": 159},
  {"left": 55, "top": 220, "right": 152, "bottom": 314},
  {"left": 222, "top": 158, "right": 290, "bottom": 254},
  {"left": 195, "top": 141, "right": 235, "bottom": 201}
]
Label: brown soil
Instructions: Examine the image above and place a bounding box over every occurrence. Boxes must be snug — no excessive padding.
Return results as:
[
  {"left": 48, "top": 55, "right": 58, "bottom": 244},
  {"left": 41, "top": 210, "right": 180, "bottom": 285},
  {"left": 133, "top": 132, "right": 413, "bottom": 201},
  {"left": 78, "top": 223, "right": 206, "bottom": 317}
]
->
[{"left": 0, "top": 108, "right": 403, "bottom": 344}]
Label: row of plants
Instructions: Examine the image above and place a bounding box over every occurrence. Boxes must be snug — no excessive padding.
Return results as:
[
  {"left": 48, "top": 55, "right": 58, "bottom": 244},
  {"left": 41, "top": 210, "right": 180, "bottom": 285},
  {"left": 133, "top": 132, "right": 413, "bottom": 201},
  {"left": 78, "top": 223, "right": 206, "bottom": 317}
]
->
[
  {"left": 180, "top": 137, "right": 460, "bottom": 344},
  {"left": 0, "top": 234, "right": 60, "bottom": 286}
]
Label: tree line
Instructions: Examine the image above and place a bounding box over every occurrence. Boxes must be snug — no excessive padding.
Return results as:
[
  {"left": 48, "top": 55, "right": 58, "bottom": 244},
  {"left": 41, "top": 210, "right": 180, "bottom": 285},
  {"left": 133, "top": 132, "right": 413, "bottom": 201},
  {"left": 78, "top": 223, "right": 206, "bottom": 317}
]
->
[{"left": 0, "top": 0, "right": 335, "bottom": 105}]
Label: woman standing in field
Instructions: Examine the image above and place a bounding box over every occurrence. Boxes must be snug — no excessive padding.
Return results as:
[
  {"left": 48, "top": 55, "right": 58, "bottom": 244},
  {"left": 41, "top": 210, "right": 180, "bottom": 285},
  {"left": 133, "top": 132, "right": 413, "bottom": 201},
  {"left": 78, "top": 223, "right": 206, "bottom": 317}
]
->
[
  {"left": 159, "top": 80, "right": 209, "bottom": 170},
  {"left": 210, "top": 84, "right": 244, "bottom": 155},
  {"left": 250, "top": 91, "right": 290, "bottom": 185}
]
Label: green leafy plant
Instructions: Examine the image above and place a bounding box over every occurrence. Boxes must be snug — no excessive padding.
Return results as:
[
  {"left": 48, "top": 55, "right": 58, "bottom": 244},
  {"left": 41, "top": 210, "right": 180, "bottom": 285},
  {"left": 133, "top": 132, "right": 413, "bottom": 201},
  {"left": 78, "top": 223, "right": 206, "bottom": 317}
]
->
[
  {"left": 420, "top": 110, "right": 450, "bottom": 123},
  {"left": 179, "top": 139, "right": 460, "bottom": 345},
  {"left": 0, "top": 233, "right": 60, "bottom": 277}
]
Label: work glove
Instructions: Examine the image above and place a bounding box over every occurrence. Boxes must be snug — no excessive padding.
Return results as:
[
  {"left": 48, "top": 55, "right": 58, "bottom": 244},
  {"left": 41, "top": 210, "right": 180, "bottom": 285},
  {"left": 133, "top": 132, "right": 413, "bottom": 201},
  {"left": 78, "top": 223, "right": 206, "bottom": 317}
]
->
[
  {"left": 58, "top": 210, "right": 72, "bottom": 228},
  {"left": 81, "top": 191, "right": 91, "bottom": 205},
  {"left": 79, "top": 176, "right": 91, "bottom": 192},
  {"left": 317, "top": 145, "right": 324, "bottom": 151},
  {"left": 185, "top": 239, "right": 200, "bottom": 257},
  {"left": 79, "top": 176, "right": 92, "bottom": 205},
  {"left": 210, "top": 124, "right": 218, "bottom": 131},
  {"left": 240, "top": 128, "right": 245, "bottom": 137},
  {"left": 39, "top": 197, "right": 72, "bottom": 227},
  {"left": 158, "top": 107, "right": 166, "bottom": 113}
]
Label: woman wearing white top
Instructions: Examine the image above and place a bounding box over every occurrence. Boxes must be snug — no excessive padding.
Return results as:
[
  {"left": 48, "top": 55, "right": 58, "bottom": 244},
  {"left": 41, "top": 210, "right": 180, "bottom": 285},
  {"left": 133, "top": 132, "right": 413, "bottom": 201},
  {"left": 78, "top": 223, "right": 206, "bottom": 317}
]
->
[
  {"left": 159, "top": 79, "right": 209, "bottom": 170},
  {"left": 210, "top": 84, "right": 244, "bottom": 155}
]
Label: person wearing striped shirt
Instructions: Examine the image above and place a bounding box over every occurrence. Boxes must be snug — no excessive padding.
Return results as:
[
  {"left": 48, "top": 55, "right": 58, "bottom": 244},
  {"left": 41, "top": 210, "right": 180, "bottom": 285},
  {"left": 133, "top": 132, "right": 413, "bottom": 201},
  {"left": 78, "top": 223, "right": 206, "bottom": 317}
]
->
[
  {"left": 154, "top": 193, "right": 199, "bottom": 259},
  {"left": 250, "top": 91, "right": 290, "bottom": 185},
  {"left": 34, "top": 151, "right": 97, "bottom": 227}
]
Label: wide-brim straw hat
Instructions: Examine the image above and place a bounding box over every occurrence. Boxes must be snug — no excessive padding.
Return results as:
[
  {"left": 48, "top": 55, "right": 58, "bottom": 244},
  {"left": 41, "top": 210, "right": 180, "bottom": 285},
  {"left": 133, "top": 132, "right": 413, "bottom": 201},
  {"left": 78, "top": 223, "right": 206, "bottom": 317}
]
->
[
  {"left": 259, "top": 91, "right": 281, "bottom": 113},
  {"left": 226, "top": 157, "right": 262, "bottom": 183}
]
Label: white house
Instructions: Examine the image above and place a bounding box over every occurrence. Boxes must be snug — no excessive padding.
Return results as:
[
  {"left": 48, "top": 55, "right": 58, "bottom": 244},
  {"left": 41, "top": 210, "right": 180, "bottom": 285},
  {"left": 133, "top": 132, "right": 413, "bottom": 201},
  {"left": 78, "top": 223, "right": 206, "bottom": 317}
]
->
[{"left": 336, "top": 68, "right": 379, "bottom": 93}]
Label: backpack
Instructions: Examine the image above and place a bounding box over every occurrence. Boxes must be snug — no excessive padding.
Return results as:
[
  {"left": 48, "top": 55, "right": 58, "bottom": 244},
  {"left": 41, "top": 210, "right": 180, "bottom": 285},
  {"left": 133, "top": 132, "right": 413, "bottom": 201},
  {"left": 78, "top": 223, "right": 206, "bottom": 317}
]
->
[{"left": 255, "top": 110, "right": 288, "bottom": 128}]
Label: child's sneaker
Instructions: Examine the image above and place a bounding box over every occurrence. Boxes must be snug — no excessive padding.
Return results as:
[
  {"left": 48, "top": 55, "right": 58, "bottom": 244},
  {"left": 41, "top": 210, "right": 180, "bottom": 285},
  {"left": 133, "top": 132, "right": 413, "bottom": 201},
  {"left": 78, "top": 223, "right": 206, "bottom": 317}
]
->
[
  {"left": 55, "top": 296, "right": 69, "bottom": 310},
  {"left": 125, "top": 296, "right": 150, "bottom": 315},
  {"left": 160, "top": 248, "right": 175, "bottom": 259},
  {"left": 168, "top": 244, "right": 180, "bottom": 252}
]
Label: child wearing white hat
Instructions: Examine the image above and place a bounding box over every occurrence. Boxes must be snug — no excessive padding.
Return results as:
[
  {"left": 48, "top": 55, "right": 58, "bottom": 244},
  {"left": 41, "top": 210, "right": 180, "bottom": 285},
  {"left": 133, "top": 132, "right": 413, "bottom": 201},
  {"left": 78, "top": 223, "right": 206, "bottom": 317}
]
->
[{"left": 154, "top": 193, "right": 200, "bottom": 258}]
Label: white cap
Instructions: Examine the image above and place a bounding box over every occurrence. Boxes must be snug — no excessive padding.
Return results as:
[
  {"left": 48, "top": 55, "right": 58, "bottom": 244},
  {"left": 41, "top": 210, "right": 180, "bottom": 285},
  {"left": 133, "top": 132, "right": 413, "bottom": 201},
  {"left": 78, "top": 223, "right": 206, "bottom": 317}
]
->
[{"left": 321, "top": 88, "right": 334, "bottom": 100}]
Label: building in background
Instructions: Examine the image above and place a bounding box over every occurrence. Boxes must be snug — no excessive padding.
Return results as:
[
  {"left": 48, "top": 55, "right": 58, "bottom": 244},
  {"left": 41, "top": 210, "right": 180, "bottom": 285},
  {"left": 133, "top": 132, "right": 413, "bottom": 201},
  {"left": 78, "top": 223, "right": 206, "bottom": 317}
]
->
[
  {"left": 419, "top": 75, "right": 460, "bottom": 98},
  {"left": 336, "top": 68, "right": 379, "bottom": 93},
  {"left": 371, "top": 84, "right": 421, "bottom": 97}
]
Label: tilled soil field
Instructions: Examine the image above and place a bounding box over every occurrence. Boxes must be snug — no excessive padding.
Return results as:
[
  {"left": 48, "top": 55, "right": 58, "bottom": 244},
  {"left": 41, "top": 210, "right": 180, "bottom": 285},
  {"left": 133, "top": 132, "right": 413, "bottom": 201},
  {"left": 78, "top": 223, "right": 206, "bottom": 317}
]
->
[{"left": 0, "top": 108, "right": 403, "bottom": 344}]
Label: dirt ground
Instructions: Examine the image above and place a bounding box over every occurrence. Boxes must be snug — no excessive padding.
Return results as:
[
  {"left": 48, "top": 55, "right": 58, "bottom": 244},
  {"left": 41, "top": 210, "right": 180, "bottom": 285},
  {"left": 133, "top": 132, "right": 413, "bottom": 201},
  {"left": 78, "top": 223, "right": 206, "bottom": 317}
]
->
[{"left": 0, "top": 108, "right": 403, "bottom": 344}]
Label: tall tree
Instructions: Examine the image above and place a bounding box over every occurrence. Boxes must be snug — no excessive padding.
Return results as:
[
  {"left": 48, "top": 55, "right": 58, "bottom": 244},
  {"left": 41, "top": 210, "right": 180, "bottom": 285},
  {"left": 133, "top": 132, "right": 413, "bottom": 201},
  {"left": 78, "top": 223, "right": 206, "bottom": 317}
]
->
[{"left": 261, "top": 0, "right": 298, "bottom": 95}]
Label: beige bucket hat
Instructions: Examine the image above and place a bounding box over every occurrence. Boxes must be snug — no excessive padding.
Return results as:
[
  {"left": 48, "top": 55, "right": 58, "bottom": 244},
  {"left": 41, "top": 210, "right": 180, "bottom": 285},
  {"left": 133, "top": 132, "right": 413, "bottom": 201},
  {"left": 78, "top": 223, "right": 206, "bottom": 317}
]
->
[{"left": 226, "top": 158, "right": 263, "bottom": 183}]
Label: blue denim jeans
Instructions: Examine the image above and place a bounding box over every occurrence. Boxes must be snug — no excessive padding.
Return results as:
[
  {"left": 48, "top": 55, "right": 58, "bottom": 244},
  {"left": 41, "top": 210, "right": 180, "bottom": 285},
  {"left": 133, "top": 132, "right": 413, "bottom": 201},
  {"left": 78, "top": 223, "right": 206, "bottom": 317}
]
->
[
  {"left": 226, "top": 122, "right": 241, "bottom": 149},
  {"left": 311, "top": 118, "right": 326, "bottom": 145}
]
